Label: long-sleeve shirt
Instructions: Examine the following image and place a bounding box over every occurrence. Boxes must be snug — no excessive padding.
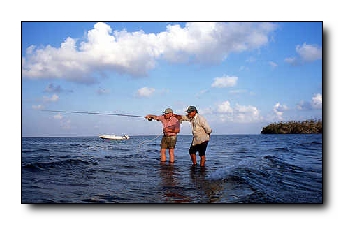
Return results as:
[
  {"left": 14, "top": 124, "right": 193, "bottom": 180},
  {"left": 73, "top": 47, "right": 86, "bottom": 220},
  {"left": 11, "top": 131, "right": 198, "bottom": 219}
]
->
[{"left": 181, "top": 114, "right": 212, "bottom": 145}]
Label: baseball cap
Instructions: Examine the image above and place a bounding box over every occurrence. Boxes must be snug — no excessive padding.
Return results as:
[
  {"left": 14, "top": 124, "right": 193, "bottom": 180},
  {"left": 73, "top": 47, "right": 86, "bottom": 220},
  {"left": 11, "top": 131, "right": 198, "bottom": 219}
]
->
[
  {"left": 186, "top": 106, "right": 197, "bottom": 113},
  {"left": 163, "top": 108, "right": 173, "bottom": 114}
]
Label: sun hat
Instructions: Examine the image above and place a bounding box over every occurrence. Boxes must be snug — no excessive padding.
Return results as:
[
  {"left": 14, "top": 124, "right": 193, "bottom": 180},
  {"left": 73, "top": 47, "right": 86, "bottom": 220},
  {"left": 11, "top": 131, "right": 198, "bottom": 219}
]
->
[
  {"left": 186, "top": 106, "right": 197, "bottom": 113},
  {"left": 163, "top": 108, "right": 173, "bottom": 114}
]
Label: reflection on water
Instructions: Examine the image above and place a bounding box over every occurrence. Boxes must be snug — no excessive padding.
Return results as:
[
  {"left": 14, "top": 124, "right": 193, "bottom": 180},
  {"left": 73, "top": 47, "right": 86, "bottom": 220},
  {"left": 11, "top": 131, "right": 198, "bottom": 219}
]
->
[
  {"left": 190, "top": 166, "right": 225, "bottom": 203},
  {"left": 159, "top": 162, "right": 191, "bottom": 203},
  {"left": 159, "top": 163, "right": 227, "bottom": 203}
]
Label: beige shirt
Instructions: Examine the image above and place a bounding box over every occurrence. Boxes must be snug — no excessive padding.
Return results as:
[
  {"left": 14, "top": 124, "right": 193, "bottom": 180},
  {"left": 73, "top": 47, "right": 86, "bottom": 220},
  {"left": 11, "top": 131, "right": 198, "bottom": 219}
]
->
[{"left": 181, "top": 114, "right": 212, "bottom": 145}]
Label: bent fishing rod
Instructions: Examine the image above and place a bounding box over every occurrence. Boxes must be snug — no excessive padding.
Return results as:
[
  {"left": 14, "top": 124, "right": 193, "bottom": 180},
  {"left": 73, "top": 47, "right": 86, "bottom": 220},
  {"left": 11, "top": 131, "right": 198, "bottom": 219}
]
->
[{"left": 41, "top": 109, "right": 143, "bottom": 118}]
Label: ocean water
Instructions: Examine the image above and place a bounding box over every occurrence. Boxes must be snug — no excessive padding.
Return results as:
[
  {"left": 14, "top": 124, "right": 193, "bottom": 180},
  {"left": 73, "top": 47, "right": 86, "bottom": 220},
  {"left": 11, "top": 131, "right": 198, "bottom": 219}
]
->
[{"left": 21, "top": 134, "right": 322, "bottom": 203}]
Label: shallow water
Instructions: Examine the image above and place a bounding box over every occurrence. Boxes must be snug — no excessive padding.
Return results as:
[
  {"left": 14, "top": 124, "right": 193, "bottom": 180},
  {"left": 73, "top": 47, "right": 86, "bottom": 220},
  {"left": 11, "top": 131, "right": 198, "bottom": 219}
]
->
[{"left": 22, "top": 134, "right": 322, "bottom": 203}]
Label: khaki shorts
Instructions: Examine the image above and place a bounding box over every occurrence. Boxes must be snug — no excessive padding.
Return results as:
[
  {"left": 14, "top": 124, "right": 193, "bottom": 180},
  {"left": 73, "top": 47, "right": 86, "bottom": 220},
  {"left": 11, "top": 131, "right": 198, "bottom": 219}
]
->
[{"left": 161, "top": 135, "right": 177, "bottom": 149}]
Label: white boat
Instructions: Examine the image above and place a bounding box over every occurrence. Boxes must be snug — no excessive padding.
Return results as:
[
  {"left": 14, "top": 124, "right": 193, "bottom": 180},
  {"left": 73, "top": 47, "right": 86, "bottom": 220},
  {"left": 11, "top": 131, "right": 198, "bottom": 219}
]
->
[{"left": 99, "top": 134, "right": 130, "bottom": 140}]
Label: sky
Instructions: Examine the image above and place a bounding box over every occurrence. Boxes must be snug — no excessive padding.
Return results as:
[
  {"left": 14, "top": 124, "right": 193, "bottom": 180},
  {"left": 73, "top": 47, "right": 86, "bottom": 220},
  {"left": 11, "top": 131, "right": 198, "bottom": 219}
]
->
[{"left": 21, "top": 21, "right": 322, "bottom": 136}]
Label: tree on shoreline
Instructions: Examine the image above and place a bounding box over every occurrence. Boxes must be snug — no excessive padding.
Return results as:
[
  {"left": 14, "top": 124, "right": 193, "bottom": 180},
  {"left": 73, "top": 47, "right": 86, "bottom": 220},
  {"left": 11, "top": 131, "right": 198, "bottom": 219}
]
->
[{"left": 261, "top": 119, "right": 322, "bottom": 134}]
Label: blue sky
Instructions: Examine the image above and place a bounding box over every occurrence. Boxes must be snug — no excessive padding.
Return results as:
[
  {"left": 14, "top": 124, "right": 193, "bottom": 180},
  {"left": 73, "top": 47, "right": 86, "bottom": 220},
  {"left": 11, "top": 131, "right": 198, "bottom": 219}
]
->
[{"left": 22, "top": 22, "right": 322, "bottom": 136}]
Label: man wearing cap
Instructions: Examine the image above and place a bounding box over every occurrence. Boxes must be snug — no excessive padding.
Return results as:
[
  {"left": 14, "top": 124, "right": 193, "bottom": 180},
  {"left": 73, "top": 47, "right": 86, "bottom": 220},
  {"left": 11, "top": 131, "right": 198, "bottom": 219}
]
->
[
  {"left": 145, "top": 108, "right": 181, "bottom": 163},
  {"left": 175, "top": 106, "right": 212, "bottom": 167}
]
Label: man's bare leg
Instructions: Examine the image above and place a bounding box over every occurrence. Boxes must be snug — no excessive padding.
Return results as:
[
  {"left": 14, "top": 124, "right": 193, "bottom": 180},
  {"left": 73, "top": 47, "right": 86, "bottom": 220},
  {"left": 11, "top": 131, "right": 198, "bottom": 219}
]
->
[
  {"left": 200, "top": 156, "right": 206, "bottom": 167},
  {"left": 169, "top": 148, "right": 175, "bottom": 163},
  {"left": 190, "top": 154, "right": 197, "bottom": 165},
  {"left": 161, "top": 149, "right": 166, "bottom": 162}
]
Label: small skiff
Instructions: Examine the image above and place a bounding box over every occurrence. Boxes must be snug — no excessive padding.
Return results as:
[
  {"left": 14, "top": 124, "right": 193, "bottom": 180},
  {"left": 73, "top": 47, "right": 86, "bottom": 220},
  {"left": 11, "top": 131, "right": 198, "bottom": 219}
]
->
[{"left": 99, "top": 134, "right": 130, "bottom": 140}]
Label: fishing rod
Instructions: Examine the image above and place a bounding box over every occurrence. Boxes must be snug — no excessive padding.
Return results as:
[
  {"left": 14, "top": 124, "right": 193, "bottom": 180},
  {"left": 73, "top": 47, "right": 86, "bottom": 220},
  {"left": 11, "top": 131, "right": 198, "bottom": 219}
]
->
[
  {"left": 42, "top": 109, "right": 163, "bottom": 149},
  {"left": 41, "top": 109, "right": 143, "bottom": 118}
]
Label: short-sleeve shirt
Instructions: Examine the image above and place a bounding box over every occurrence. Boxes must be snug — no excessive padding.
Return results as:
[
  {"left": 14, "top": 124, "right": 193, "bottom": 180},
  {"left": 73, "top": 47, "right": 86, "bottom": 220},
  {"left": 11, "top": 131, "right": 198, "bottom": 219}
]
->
[{"left": 156, "top": 115, "right": 181, "bottom": 136}]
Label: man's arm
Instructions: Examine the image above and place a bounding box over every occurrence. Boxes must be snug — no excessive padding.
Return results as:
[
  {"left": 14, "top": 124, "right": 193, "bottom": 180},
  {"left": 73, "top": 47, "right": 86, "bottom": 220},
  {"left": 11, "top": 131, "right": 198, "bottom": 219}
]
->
[
  {"left": 145, "top": 114, "right": 159, "bottom": 121},
  {"left": 200, "top": 116, "right": 212, "bottom": 134},
  {"left": 173, "top": 114, "right": 189, "bottom": 121}
]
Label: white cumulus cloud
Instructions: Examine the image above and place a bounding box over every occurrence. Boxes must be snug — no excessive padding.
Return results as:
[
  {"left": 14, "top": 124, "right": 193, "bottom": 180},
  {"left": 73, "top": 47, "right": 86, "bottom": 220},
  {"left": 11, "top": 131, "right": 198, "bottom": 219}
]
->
[
  {"left": 234, "top": 104, "right": 261, "bottom": 122},
  {"left": 296, "top": 43, "right": 322, "bottom": 61},
  {"left": 273, "top": 102, "right": 288, "bottom": 120},
  {"left": 43, "top": 94, "right": 59, "bottom": 103},
  {"left": 285, "top": 43, "right": 322, "bottom": 65},
  {"left": 22, "top": 22, "right": 277, "bottom": 84},
  {"left": 215, "top": 100, "right": 261, "bottom": 123},
  {"left": 297, "top": 93, "right": 322, "bottom": 110},
  {"left": 311, "top": 93, "right": 322, "bottom": 109},
  {"left": 269, "top": 61, "right": 278, "bottom": 69},
  {"left": 136, "top": 87, "right": 155, "bottom": 97},
  {"left": 211, "top": 75, "right": 238, "bottom": 88},
  {"left": 217, "top": 101, "right": 233, "bottom": 113}
]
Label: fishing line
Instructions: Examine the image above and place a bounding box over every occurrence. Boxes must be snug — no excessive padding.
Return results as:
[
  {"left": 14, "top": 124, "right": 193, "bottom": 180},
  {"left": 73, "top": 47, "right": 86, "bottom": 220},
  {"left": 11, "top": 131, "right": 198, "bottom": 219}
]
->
[
  {"left": 134, "top": 134, "right": 161, "bottom": 158},
  {"left": 42, "top": 109, "right": 162, "bottom": 156},
  {"left": 41, "top": 109, "right": 143, "bottom": 118},
  {"left": 137, "top": 134, "right": 161, "bottom": 148}
]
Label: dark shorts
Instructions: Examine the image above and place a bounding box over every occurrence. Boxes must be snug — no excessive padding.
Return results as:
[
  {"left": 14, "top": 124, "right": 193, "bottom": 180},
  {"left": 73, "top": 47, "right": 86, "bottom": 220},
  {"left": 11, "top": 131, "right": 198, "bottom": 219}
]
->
[
  {"left": 161, "top": 135, "right": 177, "bottom": 149},
  {"left": 189, "top": 141, "right": 208, "bottom": 156}
]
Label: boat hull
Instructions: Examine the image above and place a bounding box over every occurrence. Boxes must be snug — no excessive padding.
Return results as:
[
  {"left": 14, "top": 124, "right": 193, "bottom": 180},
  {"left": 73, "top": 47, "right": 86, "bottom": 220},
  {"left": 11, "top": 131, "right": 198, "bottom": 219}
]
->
[{"left": 99, "top": 135, "right": 129, "bottom": 140}]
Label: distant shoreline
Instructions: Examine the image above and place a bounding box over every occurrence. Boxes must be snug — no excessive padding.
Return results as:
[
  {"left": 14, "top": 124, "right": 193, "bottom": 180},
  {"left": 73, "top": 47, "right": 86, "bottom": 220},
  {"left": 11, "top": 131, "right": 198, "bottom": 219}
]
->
[{"left": 261, "top": 119, "right": 322, "bottom": 134}]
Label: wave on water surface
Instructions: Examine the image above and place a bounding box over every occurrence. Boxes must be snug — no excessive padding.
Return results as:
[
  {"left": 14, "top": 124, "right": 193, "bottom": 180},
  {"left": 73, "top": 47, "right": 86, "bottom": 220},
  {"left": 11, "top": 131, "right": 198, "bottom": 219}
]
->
[{"left": 22, "top": 135, "right": 323, "bottom": 203}]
